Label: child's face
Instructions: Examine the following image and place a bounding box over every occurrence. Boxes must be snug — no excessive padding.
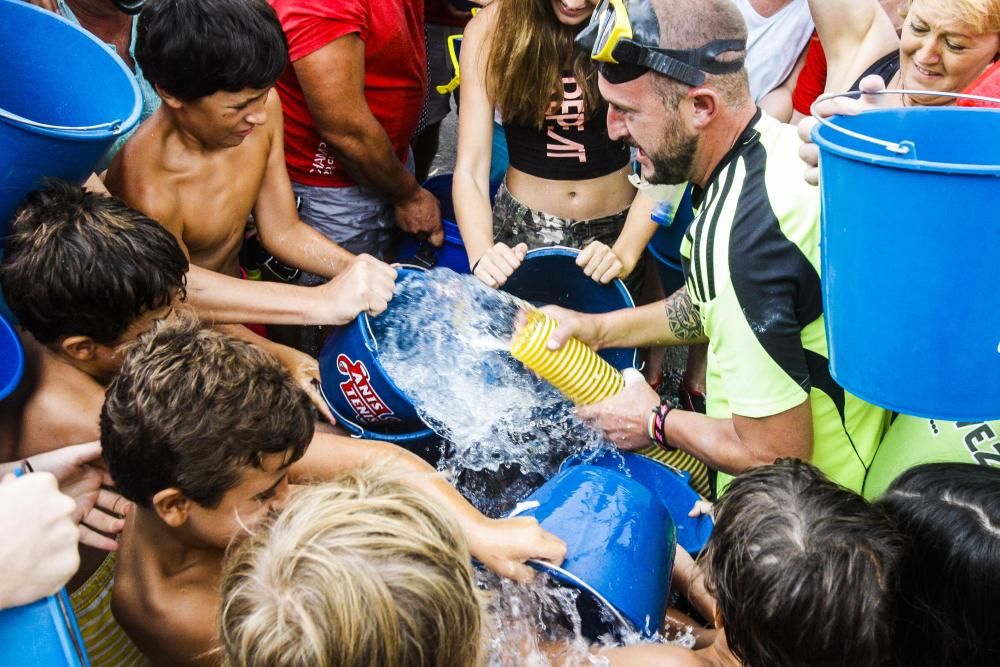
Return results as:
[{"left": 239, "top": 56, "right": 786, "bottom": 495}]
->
[{"left": 184, "top": 451, "right": 293, "bottom": 550}]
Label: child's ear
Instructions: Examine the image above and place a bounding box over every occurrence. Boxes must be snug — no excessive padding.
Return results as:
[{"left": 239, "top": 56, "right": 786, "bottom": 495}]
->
[
  {"left": 152, "top": 488, "right": 191, "bottom": 528},
  {"left": 59, "top": 335, "right": 98, "bottom": 361}
]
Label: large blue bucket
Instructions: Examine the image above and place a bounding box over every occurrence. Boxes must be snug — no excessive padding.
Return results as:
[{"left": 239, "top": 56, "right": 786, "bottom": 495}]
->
[
  {"left": 0, "top": 0, "right": 142, "bottom": 238},
  {"left": 561, "top": 450, "right": 713, "bottom": 554},
  {"left": 318, "top": 265, "right": 441, "bottom": 453},
  {"left": 813, "top": 106, "right": 1000, "bottom": 421},
  {"left": 502, "top": 247, "right": 638, "bottom": 371},
  {"left": 509, "top": 465, "right": 676, "bottom": 639},
  {"left": 0, "top": 314, "right": 24, "bottom": 400},
  {"left": 397, "top": 175, "right": 501, "bottom": 273}
]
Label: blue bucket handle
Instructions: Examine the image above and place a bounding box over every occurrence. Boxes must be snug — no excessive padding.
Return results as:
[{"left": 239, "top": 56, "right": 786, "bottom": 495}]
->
[
  {"left": 810, "top": 89, "right": 1000, "bottom": 161},
  {"left": 0, "top": 107, "right": 126, "bottom": 135}
]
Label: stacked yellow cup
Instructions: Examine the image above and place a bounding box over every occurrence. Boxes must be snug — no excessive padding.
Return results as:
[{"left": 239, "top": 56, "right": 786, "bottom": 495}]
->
[{"left": 510, "top": 310, "right": 624, "bottom": 405}]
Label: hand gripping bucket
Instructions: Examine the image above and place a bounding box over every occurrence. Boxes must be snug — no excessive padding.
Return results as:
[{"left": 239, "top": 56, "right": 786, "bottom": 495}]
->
[
  {"left": 811, "top": 91, "right": 1000, "bottom": 421},
  {"left": 396, "top": 175, "right": 483, "bottom": 273},
  {"left": 501, "top": 247, "right": 638, "bottom": 371},
  {"left": 0, "top": 0, "right": 142, "bottom": 238},
  {"left": 509, "top": 465, "right": 676, "bottom": 640},
  {"left": 318, "top": 266, "right": 441, "bottom": 459},
  {"left": 561, "top": 450, "right": 713, "bottom": 554}
]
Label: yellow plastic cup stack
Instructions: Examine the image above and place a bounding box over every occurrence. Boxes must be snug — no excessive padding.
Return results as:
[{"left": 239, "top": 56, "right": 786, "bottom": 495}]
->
[{"left": 510, "top": 310, "right": 624, "bottom": 405}]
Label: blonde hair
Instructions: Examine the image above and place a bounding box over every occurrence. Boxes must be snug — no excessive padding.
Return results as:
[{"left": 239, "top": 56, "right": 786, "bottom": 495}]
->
[
  {"left": 486, "top": 0, "right": 600, "bottom": 129},
  {"left": 218, "top": 468, "right": 485, "bottom": 667},
  {"left": 903, "top": 0, "right": 1000, "bottom": 34}
]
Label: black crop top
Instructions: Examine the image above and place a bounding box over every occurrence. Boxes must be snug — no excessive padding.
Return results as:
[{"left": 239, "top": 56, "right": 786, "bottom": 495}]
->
[
  {"left": 502, "top": 74, "right": 630, "bottom": 181},
  {"left": 851, "top": 51, "right": 900, "bottom": 91}
]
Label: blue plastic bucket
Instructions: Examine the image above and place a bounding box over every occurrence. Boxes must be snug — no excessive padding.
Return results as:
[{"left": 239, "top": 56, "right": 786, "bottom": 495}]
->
[
  {"left": 318, "top": 266, "right": 440, "bottom": 450},
  {"left": 0, "top": 589, "right": 90, "bottom": 666},
  {"left": 0, "top": 0, "right": 142, "bottom": 239},
  {"left": 509, "top": 465, "right": 676, "bottom": 639},
  {"left": 0, "top": 314, "right": 24, "bottom": 400},
  {"left": 397, "top": 175, "right": 502, "bottom": 273},
  {"left": 812, "top": 106, "right": 1000, "bottom": 421},
  {"left": 502, "top": 247, "right": 638, "bottom": 371},
  {"left": 561, "top": 450, "right": 712, "bottom": 554}
]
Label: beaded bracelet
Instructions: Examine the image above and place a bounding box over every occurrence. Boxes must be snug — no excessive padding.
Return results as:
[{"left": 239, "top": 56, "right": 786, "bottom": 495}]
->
[{"left": 647, "top": 402, "right": 677, "bottom": 452}]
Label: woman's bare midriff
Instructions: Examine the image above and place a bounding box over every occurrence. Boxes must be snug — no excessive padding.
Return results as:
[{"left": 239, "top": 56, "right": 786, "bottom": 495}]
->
[{"left": 505, "top": 165, "right": 636, "bottom": 220}]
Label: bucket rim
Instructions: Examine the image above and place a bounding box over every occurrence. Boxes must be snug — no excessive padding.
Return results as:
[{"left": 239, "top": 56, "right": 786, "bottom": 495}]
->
[
  {"left": 0, "top": 0, "right": 143, "bottom": 141},
  {"left": 560, "top": 450, "right": 714, "bottom": 554},
  {"left": 0, "top": 315, "right": 25, "bottom": 401},
  {"left": 328, "top": 264, "right": 437, "bottom": 436},
  {"left": 646, "top": 239, "right": 683, "bottom": 270},
  {"left": 812, "top": 108, "right": 1000, "bottom": 175},
  {"left": 527, "top": 559, "right": 641, "bottom": 635},
  {"left": 321, "top": 383, "right": 439, "bottom": 442}
]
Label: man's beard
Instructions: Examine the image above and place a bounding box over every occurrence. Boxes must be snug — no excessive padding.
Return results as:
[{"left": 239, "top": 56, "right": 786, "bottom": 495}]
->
[{"left": 644, "top": 131, "right": 698, "bottom": 186}]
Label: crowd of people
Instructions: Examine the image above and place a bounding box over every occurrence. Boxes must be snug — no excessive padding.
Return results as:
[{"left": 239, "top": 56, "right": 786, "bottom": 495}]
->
[{"left": 1, "top": 0, "right": 998, "bottom": 665}]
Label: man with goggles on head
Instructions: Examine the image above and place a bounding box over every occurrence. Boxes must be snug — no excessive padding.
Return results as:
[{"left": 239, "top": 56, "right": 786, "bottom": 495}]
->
[{"left": 544, "top": 0, "right": 888, "bottom": 498}]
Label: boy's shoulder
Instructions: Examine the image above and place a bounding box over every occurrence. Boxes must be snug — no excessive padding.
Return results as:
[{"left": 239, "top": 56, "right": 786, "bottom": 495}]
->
[
  {"left": 15, "top": 347, "right": 103, "bottom": 459},
  {"left": 113, "top": 518, "right": 224, "bottom": 666}
]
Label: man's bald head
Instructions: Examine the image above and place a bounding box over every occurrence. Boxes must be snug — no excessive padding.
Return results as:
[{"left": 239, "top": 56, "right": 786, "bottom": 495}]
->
[{"left": 648, "top": 0, "right": 751, "bottom": 107}]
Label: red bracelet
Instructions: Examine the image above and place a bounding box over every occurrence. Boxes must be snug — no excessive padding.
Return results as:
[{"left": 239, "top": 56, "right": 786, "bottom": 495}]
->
[{"left": 647, "top": 402, "right": 677, "bottom": 452}]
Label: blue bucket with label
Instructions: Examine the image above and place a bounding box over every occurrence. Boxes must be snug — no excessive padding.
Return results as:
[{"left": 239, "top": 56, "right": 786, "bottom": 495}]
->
[
  {"left": 812, "top": 93, "right": 1000, "bottom": 421},
  {"left": 0, "top": 589, "right": 90, "bottom": 666},
  {"left": 0, "top": 0, "right": 142, "bottom": 240},
  {"left": 0, "top": 314, "right": 24, "bottom": 400},
  {"left": 509, "top": 465, "right": 676, "bottom": 640},
  {"left": 502, "top": 247, "right": 638, "bottom": 371},
  {"left": 318, "top": 265, "right": 441, "bottom": 453},
  {"left": 561, "top": 450, "right": 712, "bottom": 554}
]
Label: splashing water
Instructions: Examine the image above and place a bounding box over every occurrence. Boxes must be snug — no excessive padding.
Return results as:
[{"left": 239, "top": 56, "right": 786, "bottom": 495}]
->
[
  {"left": 372, "top": 268, "right": 697, "bottom": 658},
  {"left": 372, "top": 269, "right": 616, "bottom": 514}
]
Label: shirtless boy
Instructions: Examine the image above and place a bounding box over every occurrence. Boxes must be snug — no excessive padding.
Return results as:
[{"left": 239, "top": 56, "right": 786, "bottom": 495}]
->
[
  {"left": 102, "top": 319, "right": 567, "bottom": 666},
  {"left": 105, "top": 0, "right": 395, "bottom": 326},
  {"left": 0, "top": 181, "right": 185, "bottom": 665}
]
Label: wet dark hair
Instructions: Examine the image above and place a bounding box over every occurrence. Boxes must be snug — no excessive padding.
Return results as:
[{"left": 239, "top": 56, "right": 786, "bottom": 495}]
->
[
  {"left": 0, "top": 179, "right": 187, "bottom": 346},
  {"left": 136, "top": 0, "right": 288, "bottom": 101},
  {"left": 101, "top": 318, "right": 313, "bottom": 508},
  {"left": 877, "top": 462, "right": 1000, "bottom": 667},
  {"left": 704, "top": 459, "right": 900, "bottom": 667}
]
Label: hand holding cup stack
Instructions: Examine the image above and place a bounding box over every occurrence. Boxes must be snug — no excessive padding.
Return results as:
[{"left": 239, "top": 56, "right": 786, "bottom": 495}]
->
[{"left": 510, "top": 310, "right": 624, "bottom": 405}]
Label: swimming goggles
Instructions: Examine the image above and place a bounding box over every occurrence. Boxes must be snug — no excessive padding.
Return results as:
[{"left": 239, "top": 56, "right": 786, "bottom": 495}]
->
[{"left": 575, "top": 0, "right": 746, "bottom": 85}]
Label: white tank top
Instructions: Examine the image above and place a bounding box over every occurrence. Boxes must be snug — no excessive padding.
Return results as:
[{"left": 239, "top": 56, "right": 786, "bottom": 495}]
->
[{"left": 733, "top": 0, "right": 815, "bottom": 102}]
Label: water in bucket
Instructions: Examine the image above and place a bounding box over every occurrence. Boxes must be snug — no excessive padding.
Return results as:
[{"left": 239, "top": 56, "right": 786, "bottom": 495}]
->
[{"left": 371, "top": 269, "right": 616, "bottom": 515}]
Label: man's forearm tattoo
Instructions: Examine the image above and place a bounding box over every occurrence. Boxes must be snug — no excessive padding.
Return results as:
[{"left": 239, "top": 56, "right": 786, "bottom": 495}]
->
[{"left": 665, "top": 289, "right": 704, "bottom": 341}]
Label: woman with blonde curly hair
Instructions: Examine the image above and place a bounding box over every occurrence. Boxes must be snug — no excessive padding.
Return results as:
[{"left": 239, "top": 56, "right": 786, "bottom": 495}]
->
[
  {"left": 454, "top": 0, "right": 655, "bottom": 290},
  {"left": 218, "top": 469, "right": 486, "bottom": 667},
  {"left": 811, "top": 0, "right": 999, "bottom": 106}
]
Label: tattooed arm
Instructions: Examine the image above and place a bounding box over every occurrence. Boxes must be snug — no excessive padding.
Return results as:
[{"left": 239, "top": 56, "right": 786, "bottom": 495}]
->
[{"left": 541, "top": 287, "right": 708, "bottom": 351}]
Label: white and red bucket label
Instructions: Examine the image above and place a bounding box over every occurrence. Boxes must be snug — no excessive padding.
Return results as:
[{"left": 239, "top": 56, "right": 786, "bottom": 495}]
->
[{"left": 337, "top": 354, "right": 396, "bottom": 424}]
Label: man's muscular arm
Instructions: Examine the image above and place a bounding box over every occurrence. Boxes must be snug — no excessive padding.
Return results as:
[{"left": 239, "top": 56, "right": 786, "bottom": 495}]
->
[{"left": 292, "top": 34, "right": 443, "bottom": 245}]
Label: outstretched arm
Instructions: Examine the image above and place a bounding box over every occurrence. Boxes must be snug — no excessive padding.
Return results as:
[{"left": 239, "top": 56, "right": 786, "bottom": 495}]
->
[
  {"left": 252, "top": 91, "right": 355, "bottom": 279},
  {"left": 807, "top": 0, "right": 898, "bottom": 93},
  {"left": 541, "top": 286, "right": 707, "bottom": 352},
  {"left": 292, "top": 433, "right": 567, "bottom": 582}
]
